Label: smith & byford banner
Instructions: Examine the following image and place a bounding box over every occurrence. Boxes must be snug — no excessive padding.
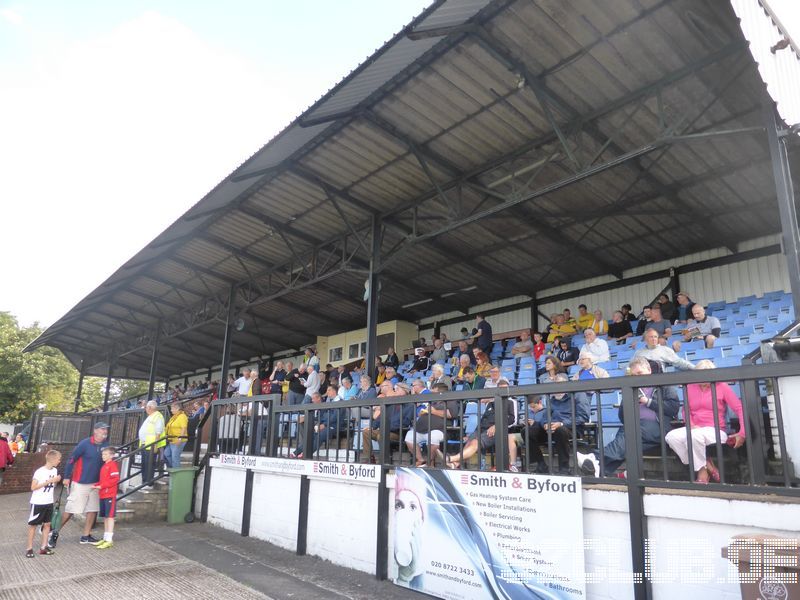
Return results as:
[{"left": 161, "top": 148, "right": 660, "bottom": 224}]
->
[
  {"left": 392, "top": 468, "right": 586, "bottom": 600},
  {"left": 210, "top": 454, "right": 380, "bottom": 483}
]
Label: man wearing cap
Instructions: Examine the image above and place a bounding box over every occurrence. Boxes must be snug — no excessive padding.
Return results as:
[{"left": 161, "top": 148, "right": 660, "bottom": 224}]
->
[
  {"left": 49, "top": 422, "right": 109, "bottom": 546},
  {"left": 139, "top": 400, "right": 166, "bottom": 487}
]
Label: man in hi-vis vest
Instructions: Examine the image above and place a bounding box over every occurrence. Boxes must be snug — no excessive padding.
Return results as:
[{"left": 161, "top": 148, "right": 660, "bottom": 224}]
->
[{"left": 138, "top": 401, "right": 166, "bottom": 487}]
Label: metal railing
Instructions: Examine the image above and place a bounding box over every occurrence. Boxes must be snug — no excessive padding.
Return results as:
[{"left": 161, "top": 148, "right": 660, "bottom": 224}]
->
[{"left": 198, "top": 362, "right": 800, "bottom": 496}]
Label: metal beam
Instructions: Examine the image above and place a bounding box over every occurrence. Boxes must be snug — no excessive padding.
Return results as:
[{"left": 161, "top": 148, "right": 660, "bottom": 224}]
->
[
  {"left": 146, "top": 320, "right": 161, "bottom": 401},
  {"left": 218, "top": 285, "right": 237, "bottom": 399},
  {"left": 365, "top": 217, "right": 382, "bottom": 377}
]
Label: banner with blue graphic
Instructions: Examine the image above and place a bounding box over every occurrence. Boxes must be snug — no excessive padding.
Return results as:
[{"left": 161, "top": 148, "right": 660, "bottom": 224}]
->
[{"left": 392, "top": 468, "right": 586, "bottom": 600}]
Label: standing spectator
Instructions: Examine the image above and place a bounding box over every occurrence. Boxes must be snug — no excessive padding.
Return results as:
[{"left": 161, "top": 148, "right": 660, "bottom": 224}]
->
[
  {"left": 232, "top": 368, "right": 253, "bottom": 397},
  {"left": 0, "top": 432, "right": 13, "bottom": 487},
  {"left": 248, "top": 369, "right": 262, "bottom": 396},
  {"left": 472, "top": 314, "right": 493, "bottom": 355},
  {"left": 226, "top": 374, "right": 236, "bottom": 396},
  {"left": 302, "top": 364, "right": 321, "bottom": 401},
  {"left": 269, "top": 361, "right": 287, "bottom": 394},
  {"left": 285, "top": 363, "right": 307, "bottom": 405},
  {"left": 608, "top": 311, "right": 634, "bottom": 345},
  {"left": 673, "top": 292, "right": 696, "bottom": 325},
  {"left": 138, "top": 401, "right": 166, "bottom": 487},
  {"left": 50, "top": 423, "right": 109, "bottom": 547},
  {"left": 217, "top": 405, "right": 242, "bottom": 454},
  {"left": 384, "top": 347, "right": 400, "bottom": 369},
  {"left": 25, "top": 450, "right": 61, "bottom": 557},
  {"left": 92, "top": 446, "right": 120, "bottom": 549},
  {"left": 164, "top": 402, "right": 188, "bottom": 469}
]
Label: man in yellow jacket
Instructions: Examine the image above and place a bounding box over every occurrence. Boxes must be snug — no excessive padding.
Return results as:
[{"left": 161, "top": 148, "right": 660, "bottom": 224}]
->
[{"left": 138, "top": 400, "right": 166, "bottom": 487}]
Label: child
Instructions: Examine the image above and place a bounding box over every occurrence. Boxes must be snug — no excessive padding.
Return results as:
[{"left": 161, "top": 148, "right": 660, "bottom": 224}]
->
[
  {"left": 27, "top": 450, "right": 61, "bottom": 557},
  {"left": 93, "top": 446, "right": 120, "bottom": 549}
]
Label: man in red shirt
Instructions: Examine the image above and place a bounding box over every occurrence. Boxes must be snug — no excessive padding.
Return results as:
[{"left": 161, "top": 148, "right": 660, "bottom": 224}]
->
[{"left": 92, "top": 446, "right": 120, "bottom": 549}]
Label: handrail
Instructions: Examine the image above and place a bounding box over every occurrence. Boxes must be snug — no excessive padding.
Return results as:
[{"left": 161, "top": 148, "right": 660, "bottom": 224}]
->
[{"left": 743, "top": 319, "right": 799, "bottom": 364}]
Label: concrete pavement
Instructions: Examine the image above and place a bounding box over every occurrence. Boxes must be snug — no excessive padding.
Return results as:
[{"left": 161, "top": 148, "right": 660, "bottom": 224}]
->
[{"left": 0, "top": 492, "right": 421, "bottom": 600}]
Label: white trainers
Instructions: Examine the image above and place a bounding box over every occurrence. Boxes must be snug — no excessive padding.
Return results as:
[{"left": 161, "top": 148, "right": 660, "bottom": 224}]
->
[{"left": 576, "top": 452, "right": 600, "bottom": 477}]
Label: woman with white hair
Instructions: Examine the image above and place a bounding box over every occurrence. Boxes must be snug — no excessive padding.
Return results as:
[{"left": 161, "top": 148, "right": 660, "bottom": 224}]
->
[
  {"left": 571, "top": 352, "right": 610, "bottom": 381},
  {"left": 665, "top": 359, "right": 746, "bottom": 483}
]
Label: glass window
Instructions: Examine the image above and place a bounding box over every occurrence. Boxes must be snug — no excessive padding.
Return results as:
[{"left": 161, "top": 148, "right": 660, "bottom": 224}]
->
[
  {"left": 348, "top": 343, "right": 359, "bottom": 359},
  {"left": 329, "top": 347, "right": 342, "bottom": 362}
]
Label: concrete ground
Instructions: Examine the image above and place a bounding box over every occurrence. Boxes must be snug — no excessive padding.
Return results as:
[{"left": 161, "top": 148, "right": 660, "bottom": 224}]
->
[{"left": 0, "top": 493, "right": 423, "bottom": 600}]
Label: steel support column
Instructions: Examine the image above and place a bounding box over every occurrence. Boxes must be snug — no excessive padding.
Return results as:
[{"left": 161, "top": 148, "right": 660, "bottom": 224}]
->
[
  {"left": 529, "top": 295, "right": 538, "bottom": 332},
  {"left": 764, "top": 103, "right": 800, "bottom": 316},
  {"left": 74, "top": 360, "right": 86, "bottom": 413},
  {"left": 147, "top": 321, "right": 161, "bottom": 401},
  {"left": 102, "top": 356, "right": 114, "bottom": 412},
  {"left": 365, "top": 217, "right": 382, "bottom": 377},
  {"left": 219, "top": 284, "right": 238, "bottom": 400}
]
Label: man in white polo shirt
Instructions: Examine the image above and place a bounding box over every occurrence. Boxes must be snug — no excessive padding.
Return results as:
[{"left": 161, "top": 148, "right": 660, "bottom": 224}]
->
[{"left": 580, "top": 328, "right": 610, "bottom": 364}]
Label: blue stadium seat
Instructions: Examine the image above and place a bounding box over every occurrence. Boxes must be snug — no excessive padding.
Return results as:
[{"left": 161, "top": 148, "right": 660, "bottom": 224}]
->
[
  {"left": 685, "top": 348, "right": 723, "bottom": 361},
  {"left": 725, "top": 343, "right": 760, "bottom": 357},
  {"left": 518, "top": 357, "right": 536, "bottom": 375},
  {"left": 714, "top": 356, "right": 742, "bottom": 368},
  {"left": 606, "top": 369, "right": 625, "bottom": 377},
  {"left": 600, "top": 391, "right": 620, "bottom": 406},
  {"left": 517, "top": 376, "right": 536, "bottom": 386}
]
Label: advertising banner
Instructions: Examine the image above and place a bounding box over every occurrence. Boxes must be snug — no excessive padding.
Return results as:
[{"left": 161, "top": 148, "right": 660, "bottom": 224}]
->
[
  {"left": 392, "top": 468, "right": 586, "bottom": 600},
  {"left": 209, "top": 454, "right": 381, "bottom": 484}
]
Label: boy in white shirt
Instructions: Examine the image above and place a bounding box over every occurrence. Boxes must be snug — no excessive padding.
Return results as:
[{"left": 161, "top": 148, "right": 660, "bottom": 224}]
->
[{"left": 26, "top": 449, "right": 62, "bottom": 558}]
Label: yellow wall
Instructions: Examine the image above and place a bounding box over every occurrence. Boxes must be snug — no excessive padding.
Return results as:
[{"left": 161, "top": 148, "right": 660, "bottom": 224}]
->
[{"left": 316, "top": 320, "right": 417, "bottom": 367}]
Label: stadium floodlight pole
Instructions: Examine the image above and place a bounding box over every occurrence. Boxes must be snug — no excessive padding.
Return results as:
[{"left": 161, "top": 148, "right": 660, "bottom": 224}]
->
[
  {"left": 218, "top": 284, "right": 238, "bottom": 400},
  {"left": 764, "top": 102, "right": 800, "bottom": 316},
  {"left": 74, "top": 359, "right": 86, "bottom": 413},
  {"left": 146, "top": 320, "right": 161, "bottom": 401},
  {"left": 365, "top": 216, "right": 382, "bottom": 378}
]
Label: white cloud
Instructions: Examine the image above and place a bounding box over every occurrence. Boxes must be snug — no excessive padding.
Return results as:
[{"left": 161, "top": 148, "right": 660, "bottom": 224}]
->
[
  {"left": 0, "top": 11, "right": 313, "bottom": 326},
  {"left": 0, "top": 8, "right": 22, "bottom": 26}
]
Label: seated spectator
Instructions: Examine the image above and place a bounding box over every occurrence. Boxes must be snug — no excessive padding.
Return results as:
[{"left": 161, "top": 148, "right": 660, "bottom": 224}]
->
[
  {"left": 428, "top": 363, "right": 452, "bottom": 390},
  {"left": 646, "top": 303, "right": 672, "bottom": 338},
  {"left": 563, "top": 308, "right": 577, "bottom": 330},
  {"left": 375, "top": 363, "right": 387, "bottom": 385},
  {"left": 474, "top": 351, "right": 492, "bottom": 379},
  {"left": 452, "top": 354, "right": 473, "bottom": 385},
  {"left": 351, "top": 375, "right": 377, "bottom": 420},
  {"left": 589, "top": 309, "right": 608, "bottom": 335},
  {"left": 293, "top": 389, "right": 344, "bottom": 459},
  {"left": 657, "top": 293, "right": 676, "bottom": 323},
  {"left": 460, "top": 366, "right": 485, "bottom": 391},
  {"left": 538, "top": 355, "right": 566, "bottom": 384},
  {"left": 218, "top": 405, "right": 243, "bottom": 454},
  {"left": 385, "top": 366, "right": 400, "bottom": 384},
  {"left": 446, "top": 379, "right": 515, "bottom": 469},
  {"left": 337, "top": 376, "right": 359, "bottom": 401},
  {"left": 543, "top": 314, "right": 559, "bottom": 340},
  {"left": 571, "top": 353, "right": 610, "bottom": 381},
  {"left": 634, "top": 306, "right": 653, "bottom": 338},
  {"left": 411, "top": 379, "right": 429, "bottom": 396},
  {"left": 459, "top": 327, "right": 471, "bottom": 340},
  {"left": 409, "top": 352, "right": 431, "bottom": 375},
  {"left": 361, "top": 383, "right": 415, "bottom": 463},
  {"left": 405, "top": 382, "right": 458, "bottom": 466},
  {"left": 608, "top": 311, "right": 634, "bottom": 345},
  {"left": 580, "top": 328, "right": 610, "bottom": 364},
  {"left": 335, "top": 364, "right": 349, "bottom": 386},
  {"left": 673, "top": 292, "right": 696, "bottom": 325},
  {"left": 634, "top": 329, "right": 695, "bottom": 371},
  {"left": 430, "top": 338, "right": 448, "bottom": 364},
  {"left": 440, "top": 332, "right": 449, "bottom": 344},
  {"left": 384, "top": 347, "right": 400, "bottom": 369},
  {"left": 532, "top": 331, "right": 546, "bottom": 360},
  {"left": 524, "top": 374, "right": 590, "bottom": 474},
  {"left": 620, "top": 303, "right": 636, "bottom": 322},
  {"left": 555, "top": 338, "right": 580, "bottom": 369},
  {"left": 374, "top": 357, "right": 385, "bottom": 381},
  {"left": 547, "top": 314, "right": 577, "bottom": 342},
  {"left": 677, "top": 304, "right": 722, "bottom": 350},
  {"left": 483, "top": 365, "right": 502, "bottom": 388},
  {"left": 511, "top": 329, "right": 534, "bottom": 356},
  {"left": 576, "top": 304, "right": 594, "bottom": 331},
  {"left": 577, "top": 357, "right": 680, "bottom": 477},
  {"left": 450, "top": 339, "right": 474, "bottom": 364},
  {"left": 665, "top": 360, "right": 746, "bottom": 483}
]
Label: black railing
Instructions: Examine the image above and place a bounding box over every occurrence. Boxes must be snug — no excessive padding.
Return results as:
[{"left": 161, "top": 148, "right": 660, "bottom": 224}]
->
[
  {"left": 199, "top": 363, "right": 799, "bottom": 496},
  {"left": 116, "top": 437, "right": 169, "bottom": 501}
]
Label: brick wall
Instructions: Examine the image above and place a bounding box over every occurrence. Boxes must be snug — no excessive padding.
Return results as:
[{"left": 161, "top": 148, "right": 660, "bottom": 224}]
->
[{"left": 0, "top": 444, "right": 75, "bottom": 495}]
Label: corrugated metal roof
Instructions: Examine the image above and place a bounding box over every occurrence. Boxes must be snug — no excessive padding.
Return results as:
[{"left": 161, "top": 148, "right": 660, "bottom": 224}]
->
[
  {"left": 25, "top": 0, "right": 797, "bottom": 380},
  {"left": 732, "top": 0, "right": 800, "bottom": 125}
]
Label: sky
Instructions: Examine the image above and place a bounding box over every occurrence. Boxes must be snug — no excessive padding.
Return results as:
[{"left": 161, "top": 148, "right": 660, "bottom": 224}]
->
[
  {"left": 0, "top": 0, "right": 798, "bottom": 329},
  {"left": 0, "top": 0, "right": 431, "bottom": 327}
]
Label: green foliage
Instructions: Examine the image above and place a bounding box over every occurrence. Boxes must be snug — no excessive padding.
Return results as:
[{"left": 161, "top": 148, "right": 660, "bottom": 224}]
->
[{"left": 0, "top": 311, "right": 159, "bottom": 421}]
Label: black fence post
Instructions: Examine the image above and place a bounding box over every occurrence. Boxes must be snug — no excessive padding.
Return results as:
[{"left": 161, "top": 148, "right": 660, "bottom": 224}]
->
[
  {"left": 296, "top": 475, "right": 310, "bottom": 555},
  {"left": 241, "top": 469, "right": 254, "bottom": 537},
  {"left": 375, "top": 466, "right": 389, "bottom": 580}
]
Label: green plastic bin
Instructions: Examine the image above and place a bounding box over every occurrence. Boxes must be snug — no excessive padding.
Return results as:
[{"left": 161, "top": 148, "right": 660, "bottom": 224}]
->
[{"left": 167, "top": 466, "right": 198, "bottom": 524}]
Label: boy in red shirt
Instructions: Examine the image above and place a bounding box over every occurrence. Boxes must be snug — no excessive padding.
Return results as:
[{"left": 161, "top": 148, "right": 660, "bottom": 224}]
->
[{"left": 92, "top": 446, "right": 119, "bottom": 549}]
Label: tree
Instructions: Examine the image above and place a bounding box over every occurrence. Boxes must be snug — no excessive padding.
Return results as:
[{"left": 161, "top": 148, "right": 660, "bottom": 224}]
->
[{"left": 0, "top": 311, "right": 162, "bottom": 421}]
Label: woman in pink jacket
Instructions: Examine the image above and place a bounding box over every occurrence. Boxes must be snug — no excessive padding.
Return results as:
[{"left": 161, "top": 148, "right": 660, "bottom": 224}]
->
[{"left": 665, "top": 360, "right": 745, "bottom": 483}]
